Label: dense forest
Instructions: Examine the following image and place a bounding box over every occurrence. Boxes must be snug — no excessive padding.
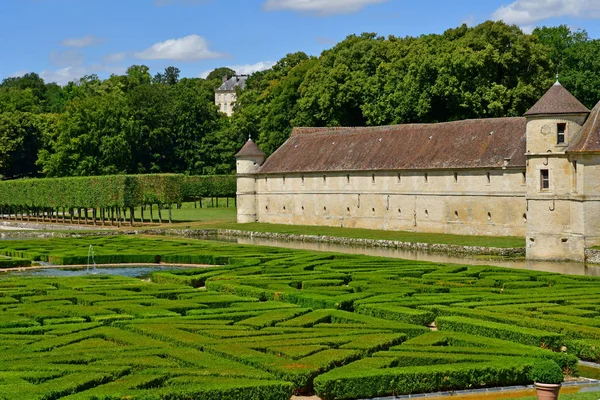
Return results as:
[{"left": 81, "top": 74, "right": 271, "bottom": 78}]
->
[{"left": 1, "top": 21, "right": 599, "bottom": 180}]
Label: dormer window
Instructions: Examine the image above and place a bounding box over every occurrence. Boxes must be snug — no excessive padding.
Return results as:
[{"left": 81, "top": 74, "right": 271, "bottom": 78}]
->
[{"left": 557, "top": 123, "right": 566, "bottom": 144}]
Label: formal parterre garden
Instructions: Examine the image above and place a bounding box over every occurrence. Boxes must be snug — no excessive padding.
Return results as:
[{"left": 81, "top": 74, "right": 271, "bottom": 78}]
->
[{"left": 0, "top": 236, "right": 599, "bottom": 400}]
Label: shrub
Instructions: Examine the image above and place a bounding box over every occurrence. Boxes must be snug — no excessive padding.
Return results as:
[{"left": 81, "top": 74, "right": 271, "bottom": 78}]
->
[{"left": 528, "top": 360, "right": 564, "bottom": 384}]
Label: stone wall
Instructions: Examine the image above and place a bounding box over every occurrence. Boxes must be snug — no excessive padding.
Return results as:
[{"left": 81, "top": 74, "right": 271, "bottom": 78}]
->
[{"left": 253, "top": 169, "right": 527, "bottom": 237}]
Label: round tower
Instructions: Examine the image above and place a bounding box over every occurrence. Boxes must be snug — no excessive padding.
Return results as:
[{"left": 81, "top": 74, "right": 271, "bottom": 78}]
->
[
  {"left": 235, "top": 138, "right": 265, "bottom": 223},
  {"left": 524, "top": 81, "right": 590, "bottom": 261}
]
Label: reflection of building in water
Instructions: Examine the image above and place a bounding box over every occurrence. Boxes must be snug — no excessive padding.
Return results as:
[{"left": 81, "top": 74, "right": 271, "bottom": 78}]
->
[
  {"left": 215, "top": 75, "right": 247, "bottom": 117},
  {"left": 236, "top": 82, "right": 600, "bottom": 262}
]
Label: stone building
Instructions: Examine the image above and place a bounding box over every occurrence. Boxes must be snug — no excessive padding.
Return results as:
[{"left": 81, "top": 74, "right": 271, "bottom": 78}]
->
[
  {"left": 215, "top": 75, "right": 247, "bottom": 117},
  {"left": 236, "top": 83, "right": 600, "bottom": 261}
]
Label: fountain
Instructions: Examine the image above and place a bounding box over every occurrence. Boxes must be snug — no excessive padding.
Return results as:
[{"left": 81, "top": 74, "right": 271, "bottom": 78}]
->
[{"left": 87, "top": 245, "right": 97, "bottom": 274}]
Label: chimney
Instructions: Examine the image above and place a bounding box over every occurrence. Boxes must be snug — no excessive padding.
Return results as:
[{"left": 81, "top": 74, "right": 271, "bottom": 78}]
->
[{"left": 222, "top": 75, "right": 228, "bottom": 84}]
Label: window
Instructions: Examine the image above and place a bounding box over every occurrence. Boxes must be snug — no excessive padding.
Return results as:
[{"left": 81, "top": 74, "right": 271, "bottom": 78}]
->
[
  {"left": 557, "top": 123, "right": 566, "bottom": 144},
  {"left": 372, "top": 174, "right": 376, "bottom": 183},
  {"left": 397, "top": 173, "right": 401, "bottom": 183},
  {"left": 346, "top": 175, "right": 350, "bottom": 184},
  {"left": 486, "top": 172, "right": 491, "bottom": 184},
  {"left": 540, "top": 169, "right": 550, "bottom": 190},
  {"left": 522, "top": 172, "right": 527, "bottom": 185},
  {"left": 282, "top": 176, "right": 286, "bottom": 185},
  {"left": 454, "top": 173, "right": 458, "bottom": 183},
  {"left": 323, "top": 175, "right": 327, "bottom": 184},
  {"left": 572, "top": 161, "right": 578, "bottom": 191},
  {"left": 301, "top": 175, "right": 305, "bottom": 185},
  {"left": 424, "top": 173, "right": 428, "bottom": 183}
]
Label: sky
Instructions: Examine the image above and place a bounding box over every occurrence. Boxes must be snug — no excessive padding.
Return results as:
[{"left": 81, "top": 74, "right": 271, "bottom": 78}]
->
[{"left": 2, "top": 0, "right": 600, "bottom": 85}]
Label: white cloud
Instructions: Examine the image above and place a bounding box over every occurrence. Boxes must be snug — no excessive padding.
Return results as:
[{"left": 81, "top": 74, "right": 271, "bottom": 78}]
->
[
  {"left": 49, "top": 50, "right": 84, "bottom": 67},
  {"left": 199, "top": 61, "right": 276, "bottom": 79},
  {"left": 492, "top": 0, "right": 600, "bottom": 25},
  {"left": 104, "top": 52, "right": 126, "bottom": 63},
  {"left": 263, "top": 0, "right": 388, "bottom": 15},
  {"left": 13, "top": 64, "right": 126, "bottom": 86},
  {"left": 61, "top": 35, "right": 103, "bottom": 48},
  {"left": 135, "top": 35, "right": 225, "bottom": 61}
]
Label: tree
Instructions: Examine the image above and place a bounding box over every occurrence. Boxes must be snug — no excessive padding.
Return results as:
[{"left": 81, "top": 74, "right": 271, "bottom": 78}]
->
[
  {"left": 0, "top": 112, "right": 54, "bottom": 179},
  {"left": 532, "top": 25, "right": 588, "bottom": 70},
  {"left": 153, "top": 66, "right": 181, "bottom": 86}
]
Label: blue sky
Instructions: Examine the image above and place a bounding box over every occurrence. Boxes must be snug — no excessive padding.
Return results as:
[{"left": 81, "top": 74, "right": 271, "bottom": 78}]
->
[{"left": 2, "top": 0, "right": 600, "bottom": 85}]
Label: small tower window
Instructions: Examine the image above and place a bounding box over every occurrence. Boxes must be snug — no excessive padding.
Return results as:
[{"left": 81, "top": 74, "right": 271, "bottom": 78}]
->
[
  {"left": 557, "top": 123, "right": 566, "bottom": 144},
  {"left": 397, "top": 173, "right": 401, "bottom": 183},
  {"left": 522, "top": 172, "right": 526, "bottom": 184},
  {"left": 282, "top": 176, "right": 286, "bottom": 185},
  {"left": 424, "top": 173, "right": 428, "bottom": 183},
  {"left": 454, "top": 173, "right": 458, "bottom": 183},
  {"left": 346, "top": 175, "right": 350, "bottom": 184},
  {"left": 323, "top": 175, "right": 327, "bottom": 184},
  {"left": 486, "top": 172, "right": 491, "bottom": 184},
  {"left": 372, "top": 174, "right": 376, "bottom": 183},
  {"left": 540, "top": 169, "right": 550, "bottom": 190}
]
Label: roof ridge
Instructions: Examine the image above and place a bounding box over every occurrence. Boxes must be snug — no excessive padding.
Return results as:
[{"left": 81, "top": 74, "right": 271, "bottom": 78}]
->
[{"left": 292, "top": 117, "right": 524, "bottom": 136}]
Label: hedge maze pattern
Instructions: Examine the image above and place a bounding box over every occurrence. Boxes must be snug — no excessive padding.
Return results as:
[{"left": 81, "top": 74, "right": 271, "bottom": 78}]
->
[{"left": 0, "top": 236, "right": 599, "bottom": 399}]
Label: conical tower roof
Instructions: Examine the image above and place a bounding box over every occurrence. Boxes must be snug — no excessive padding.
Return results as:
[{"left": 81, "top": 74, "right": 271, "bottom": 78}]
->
[
  {"left": 525, "top": 82, "right": 590, "bottom": 116},
  {"left": 235, "top": 138, "right": 265, "bottom": 158},
  {"left": 567, "top": 101, "right": 600, "bottom": 152}
]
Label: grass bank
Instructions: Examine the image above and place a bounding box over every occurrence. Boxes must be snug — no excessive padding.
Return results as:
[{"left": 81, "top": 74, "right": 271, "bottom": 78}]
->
[{"left": 163, "top": 203, "right": 525, "bottom": 249}]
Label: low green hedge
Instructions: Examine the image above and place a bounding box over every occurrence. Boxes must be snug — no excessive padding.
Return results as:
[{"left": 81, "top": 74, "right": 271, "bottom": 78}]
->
[
  {"left": 314, "top": 357, "right": 535, "bottom": 400},
  {"left": 0, "top": 258, "right": 31, "bottom": 268},
  {"left": 436, "top": 316, "right": 563, "bottom": 350},
  {"left": 566, "top": 339, "right": 600, "bottom": 363},
  {"left": 355, "top": 303, "right": 435, "bottom": 326}
]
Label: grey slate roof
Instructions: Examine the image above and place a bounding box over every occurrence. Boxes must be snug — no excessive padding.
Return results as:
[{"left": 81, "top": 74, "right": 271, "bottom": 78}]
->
[
  {"left": 235, "top": 139, "right": 266, "bottom": 158},
  {"left": 567, "top": 101, "right": 600, "bottom": 153},
  {"left": 524, "top": 82, "right": 590, "bottom": 116},
  {"left": 258, "top": 117, "right": 527, "bottom": 174},
  {"left": 217, "top": 75, "right": 248, "bottom": 91}
]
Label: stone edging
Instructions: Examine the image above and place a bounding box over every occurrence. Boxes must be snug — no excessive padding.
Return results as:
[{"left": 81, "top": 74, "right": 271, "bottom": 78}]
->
[
  {"left": 143, "top": 228, "right": 525, "bottom": 257},
  {"left": 585, "top": 249, "right": 600, "bottom": 264}
]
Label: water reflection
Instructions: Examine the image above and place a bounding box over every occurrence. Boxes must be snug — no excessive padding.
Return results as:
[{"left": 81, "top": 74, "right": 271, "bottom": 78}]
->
[{"left": 231, "top": 237, "right": 600, "bottom": 277}]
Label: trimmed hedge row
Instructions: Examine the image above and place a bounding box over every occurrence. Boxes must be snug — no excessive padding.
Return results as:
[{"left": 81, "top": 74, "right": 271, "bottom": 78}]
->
[
  {"left": 0, "top": 257, "right": 31, "bottom": 268},
  {"left": 0, "top": 174, "right": 233, "bottom": 211},
  {"left": 436, "top": 316, "right": 563, "bottom": 350},
  {"left": 314, "top": 357, "right": 535, "bottom": 400}
]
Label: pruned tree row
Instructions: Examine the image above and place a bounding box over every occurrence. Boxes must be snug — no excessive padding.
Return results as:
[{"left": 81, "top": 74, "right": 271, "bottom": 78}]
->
[{"left": 0, "top": 174, "right": 235, "bottom": 226}]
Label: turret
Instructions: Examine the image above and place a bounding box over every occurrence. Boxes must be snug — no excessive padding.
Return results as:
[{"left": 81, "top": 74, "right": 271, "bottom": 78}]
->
[
  {"left": 235, "top": 138, "right": 265, "bottom": 223},
  {"left": 525, "top": 82, "right": 590, "bottom": 260}
]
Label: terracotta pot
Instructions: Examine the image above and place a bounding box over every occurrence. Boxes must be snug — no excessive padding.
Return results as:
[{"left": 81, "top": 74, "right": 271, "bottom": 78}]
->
[{"left": 534, "top": 383, "right": 561, "bottom": 400}]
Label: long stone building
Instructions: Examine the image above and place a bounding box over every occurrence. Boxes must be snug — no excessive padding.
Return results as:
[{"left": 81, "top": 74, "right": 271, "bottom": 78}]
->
[{"left": 235, "top": 83, "right": 600, "bottom": 261}]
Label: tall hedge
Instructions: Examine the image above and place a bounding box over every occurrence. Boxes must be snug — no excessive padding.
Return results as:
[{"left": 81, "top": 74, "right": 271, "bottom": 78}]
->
[{"left": 0, "top": 174, "right": 189, "bottom": 209}]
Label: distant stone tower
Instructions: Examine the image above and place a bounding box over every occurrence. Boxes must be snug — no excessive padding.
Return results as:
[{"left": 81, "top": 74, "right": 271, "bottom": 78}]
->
[
  {"left": 525, "top": 82, "right": 590, "bottom": 260},
  {"left": 235, "top": 138, "right": 265, "bottom": 223}
]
